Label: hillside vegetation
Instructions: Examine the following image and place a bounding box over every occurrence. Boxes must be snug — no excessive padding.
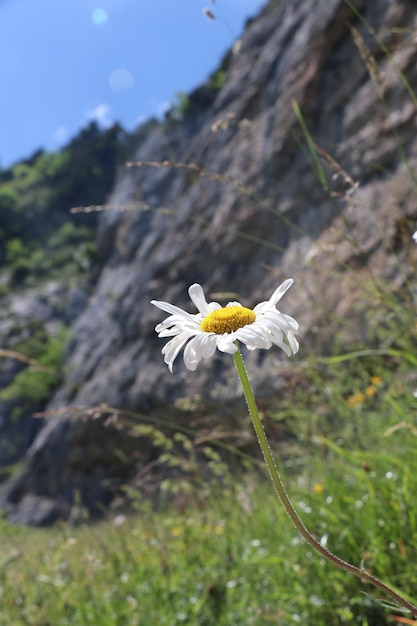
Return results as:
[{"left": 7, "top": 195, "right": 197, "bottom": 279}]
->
[
  {"left": 0, "top": 122, "right": 128, "bottom": 465},
  {"left": 0, "top": 121, "right": 126, "bottom": 287}
]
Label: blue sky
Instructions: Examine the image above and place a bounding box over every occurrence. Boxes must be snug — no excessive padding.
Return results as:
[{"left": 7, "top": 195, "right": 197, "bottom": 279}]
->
[{"left": 0, "top": 0, "right": 265, "bottom": 168}]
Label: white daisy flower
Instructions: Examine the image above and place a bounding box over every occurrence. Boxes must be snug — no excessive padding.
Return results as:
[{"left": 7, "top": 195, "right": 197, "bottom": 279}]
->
[
  {"left": 413, "top": 231, "right": 417, "bottom": 243},
  {"left": 151, "top": 279, "right": 299, "bottom": 372}
]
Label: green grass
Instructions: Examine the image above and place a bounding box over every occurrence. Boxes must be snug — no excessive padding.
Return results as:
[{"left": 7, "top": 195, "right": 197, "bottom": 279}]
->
[{"left": 0, "top": 351, "right": 416, "bottom": 625}]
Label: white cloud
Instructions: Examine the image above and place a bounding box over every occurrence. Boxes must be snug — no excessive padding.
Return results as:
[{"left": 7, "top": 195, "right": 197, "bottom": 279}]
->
[
  {"left": 85, "top": 103, "right": 113, "bottom": 128},
  {"left": 148, "top": 97, "right": 170, "bottom": 119}
]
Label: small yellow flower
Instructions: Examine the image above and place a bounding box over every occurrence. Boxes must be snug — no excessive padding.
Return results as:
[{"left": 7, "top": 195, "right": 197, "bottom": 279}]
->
[
  {"left": 365, "top": 385, "right": 377, "bottom": 397},
  {"left": 346, "top": 392, "right": 366, "bottom": 407},
  {"left": 171, "top": 527, "right": 182, "bottom": 537},
  {"left": 313, "top": 483, "right": 324, "bottom": 495},
  {"left": 370, "top": 375, "right": 382, "bottom": 386}
]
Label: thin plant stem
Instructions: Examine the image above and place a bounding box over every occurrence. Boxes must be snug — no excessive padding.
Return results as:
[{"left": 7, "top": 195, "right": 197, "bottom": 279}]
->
[{"left": 232, "top": 348, "right": 417, "bottom": 617}]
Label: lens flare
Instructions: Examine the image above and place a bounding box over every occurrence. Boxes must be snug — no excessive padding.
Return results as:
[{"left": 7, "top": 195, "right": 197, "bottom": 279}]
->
[{"left": 92, "top": 8, "right": 108, "bottom": 26}]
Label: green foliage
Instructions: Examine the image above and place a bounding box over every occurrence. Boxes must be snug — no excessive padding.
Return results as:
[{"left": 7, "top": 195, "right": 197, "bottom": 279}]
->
[
  {"left": 167, "top": 91, "right": 191, "bottom": 122},
  {"left": 208, "top": 68, "right": 227, "bottom": 91},
  {"left": 48, "top": 121, "right": 126, "bottom": 211},
  {"left": 5, "top": 223, "right": 95, "bottom": 286},
  {"left": 5, "top": 238, "right": 32, "bottom": 284},
  {"left": 0, "top": 421, "right": 415, "bottom": 625},
  {"left": 0, "top": 325, "right": 69, "bottom": 407},
  {"left": 207, "top": 48, "right": 232, "bottom": 93},
  {"left": 0, "top": 186, "right": 19, "bottom": 239},
  {"left": 0, "top": 333, "right": 416, "bottom": 624},
  {"left": 165, "top": 50, "right": 230, "bottom": 127},
  {"left": 0, "top": 121, "right": 126, "bottom": 285}
]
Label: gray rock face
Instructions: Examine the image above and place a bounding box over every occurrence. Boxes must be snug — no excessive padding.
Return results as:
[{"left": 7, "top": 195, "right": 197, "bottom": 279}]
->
[
  {"left": 59, "top": 0, "right": 417, "bottom": 408},
  {"left": 3, "top": 0, "right": 417, "bottom": 524},
  {"left": 0, "top": 408, "right": 142, "bottom": 526}
]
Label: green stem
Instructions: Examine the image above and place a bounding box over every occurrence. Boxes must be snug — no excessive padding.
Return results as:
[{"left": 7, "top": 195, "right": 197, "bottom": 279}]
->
[{"left": 232, "top": 348, "right": 417, "bottom": 617}]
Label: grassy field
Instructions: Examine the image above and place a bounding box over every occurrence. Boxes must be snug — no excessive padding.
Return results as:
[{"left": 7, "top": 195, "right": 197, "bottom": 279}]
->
[{"left": 0, "top": 339, "right": 416, "bottom": 625}]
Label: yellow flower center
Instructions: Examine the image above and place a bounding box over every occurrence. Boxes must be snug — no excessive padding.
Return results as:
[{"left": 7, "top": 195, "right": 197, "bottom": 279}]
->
[{"left": 200, "top": 305, "right": 256, "bottom": 334}]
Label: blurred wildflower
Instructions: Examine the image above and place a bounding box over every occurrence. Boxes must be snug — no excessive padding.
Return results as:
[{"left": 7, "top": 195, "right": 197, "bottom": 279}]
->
[
  {"left": 171, "top": 527, "right": 182, "bottom": 537},
  {"left": 371, "top": 375, "right": 382, "bottom": 386},
  {"left": 151, "top": 280, "right": 299, "bottom": 371},
  {"left": 313, "top": 483, "right": 324, "bottom": 495},
  {"left": 127, "top": 595, "right": 138, "bottom": 609},
  {"left": 346, "top": 392, "right": 366, "bottom": 407},
  {"left": 365, "top": 385, "right": 377, "bottom": 397},
  {"left": 412, "top": 231, "right": 417, "bottom": 243}
]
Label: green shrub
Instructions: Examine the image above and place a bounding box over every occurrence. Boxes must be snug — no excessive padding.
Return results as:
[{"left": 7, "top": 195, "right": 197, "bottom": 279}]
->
[{"left": 0, "top": 326, "right": 70, "bottom": 406}]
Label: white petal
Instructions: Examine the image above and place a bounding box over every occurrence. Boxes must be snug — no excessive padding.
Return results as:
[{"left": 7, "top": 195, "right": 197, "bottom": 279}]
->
[
  {"left": 270, "top": 338, "right": 292, "bottom": 357},
  {"left": 253, "top": 279, "right": 294, "bottom": 314},
  {"left": 287, "top": 333, "right": 299, "bottom": 354},
  {"left": 260, "top": 316, "right": 288, "bottom": 337},
  {"left": 183, "top": 335, "right": 203, "bottom": 370},
  {"left": 156, "top": 316, "right": 201, "bottom": 335},
  {"left": 216, "top": 335, "right": 239, "bottom": 354},
  {"left": 235, "top": 326, "right": 272, "bottom": 349},
  {"left": 188, "top": 284, "right": 209, "bottom": 315},
  {"left": 268, "top": 279, "right": 294, "bottom": 304},
  {"left": 161, "top": 334, "right": 192, "bottom": 372},
  {"left": 197, "top": 333, "right": 218, "bottom": 359},
  {"left": 189, "top": 283, "right": 222, "bottom": 315},
  {"left": 280, "top": 313, "right": 299, "bottom": 332},
  {"left": 151, "top": 299, "right": 197, "bottom": 323}
]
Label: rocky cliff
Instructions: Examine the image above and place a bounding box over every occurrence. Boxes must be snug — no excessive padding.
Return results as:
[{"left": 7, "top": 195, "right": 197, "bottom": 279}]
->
[{"left": 2, "top": 0, "right": 417, "bottom": 524}]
